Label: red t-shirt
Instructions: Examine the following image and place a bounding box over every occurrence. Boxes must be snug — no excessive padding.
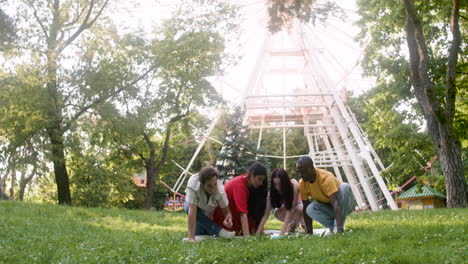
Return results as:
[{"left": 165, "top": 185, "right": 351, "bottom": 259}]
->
[{"left": 213, "top": 175, "right": 256, "bottom": 234}]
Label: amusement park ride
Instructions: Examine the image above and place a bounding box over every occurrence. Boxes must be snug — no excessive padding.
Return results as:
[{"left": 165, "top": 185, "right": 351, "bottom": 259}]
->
[{"left": 133, "top": 3, "right": 399, "bottom": 211}]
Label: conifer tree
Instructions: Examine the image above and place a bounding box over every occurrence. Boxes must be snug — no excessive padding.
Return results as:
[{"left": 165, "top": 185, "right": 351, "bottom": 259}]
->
[{"left": 216, "top": 107, "right": 269, "bottom": 179}]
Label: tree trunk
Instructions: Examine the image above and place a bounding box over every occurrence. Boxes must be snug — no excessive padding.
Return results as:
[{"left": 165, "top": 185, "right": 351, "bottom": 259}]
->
[
  {"left": 403, "top": 0, "right": 467, "bottom": 208},
  {"left": 18, "top": 175, "right": 26, "bottom": 201},
  {"left": 45, "top": 1, "right": 72, "bottom": 204},
  {"left": 0, "top": 171, "right": 12, "bottom": 200},
  {"left": 438, "top": 125, "right": 466, "bottom": 208},
  {"left": 143, "top": 133, "right": 157, "bottom": 210},
  {"left": 143, "top": 116, "right": 182, "bottom": 210},
  {"left": 18, "top": 165, "right": 37, "bottom": 201},
  {"left": 27, "top": 0, "right": 109, "bottom": 205},
  {"left": 47, "top": 126, "right": 72, "bottom": 205},
  {"left": 0, "top": 192, "right": 13, "bottom": 200},
  {"left": 9, "top": 162, "right": 16, "bottom": 199}
]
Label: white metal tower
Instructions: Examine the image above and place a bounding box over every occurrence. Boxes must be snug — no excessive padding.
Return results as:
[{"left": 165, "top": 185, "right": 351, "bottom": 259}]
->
[
  {"left": 239, "top": 22, "right": 397, "bottom": 210},
  {"left": 170, "top": 11, "right": 398, "bottom": 211}
]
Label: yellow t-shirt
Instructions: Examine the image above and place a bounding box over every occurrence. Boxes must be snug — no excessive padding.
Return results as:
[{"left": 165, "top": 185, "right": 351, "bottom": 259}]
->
[{"left": 299, "top": 168, "right": 341, "bottom": 203}]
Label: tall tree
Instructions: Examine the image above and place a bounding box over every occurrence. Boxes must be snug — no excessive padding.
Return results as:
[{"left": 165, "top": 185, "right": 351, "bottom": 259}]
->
[
  {"left": 3, "top": 0, "right": 162, "bottom": 205},
  {"left": 3, "top": 0, "right": 113, "bottom": 204},
  {"left": 139, "top": 2, "right": 238, "bottom": 209},
  {"left": 92, "top": 2, "right": 239, "bottom": 209},
  {"left": 402, "top": 0, "right": 466, "bottom": 207},
  {"left": 0, "top": 63, "right": 48, "bottom": 201},
  {"left": 356, "top": 0, "right": 467, "bottom": 207},
  {"left": 216, "top": 107, "right": 261, "bottom": 178}
]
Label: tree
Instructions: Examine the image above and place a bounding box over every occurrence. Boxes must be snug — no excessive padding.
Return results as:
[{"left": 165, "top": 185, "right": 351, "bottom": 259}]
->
[
  {"left": 0, "top": 63, "right": 49, "bottom": 201},
  {"left": 216, "top": 107, "right": 261, "bottom": 178},
  {"left": 2, "top": 0, "right": 168, "bottom": 205},
  {"left": 356, "top": 0, "right": 467, "bottom": 208},
  {"left": 0, "top": 1, "right": 16, "bottom": 50},
  {"left": 1, "top": 0, "right": 115, "bottom": 204},
  {"left": 403, "top": 0, "right": 466, "bottom": 207},
  {"left": 347, "top": 87, "right": 435, "bottom": 189},
  {"left": 91, "top": 2, "right": 239, "bottom": 209},
  {"left": 266, "top": 0, "right": 344, "bottom": 32}
]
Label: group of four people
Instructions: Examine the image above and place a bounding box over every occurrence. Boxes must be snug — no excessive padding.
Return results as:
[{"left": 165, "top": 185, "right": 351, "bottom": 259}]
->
[{"left": 184, "top": 156, "right": 355, "bottom": 242}]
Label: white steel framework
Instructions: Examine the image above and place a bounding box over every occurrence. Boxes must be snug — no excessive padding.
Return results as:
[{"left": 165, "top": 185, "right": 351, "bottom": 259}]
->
[{"left": 170, "top": 21, "right": 397, "bottom": 210}]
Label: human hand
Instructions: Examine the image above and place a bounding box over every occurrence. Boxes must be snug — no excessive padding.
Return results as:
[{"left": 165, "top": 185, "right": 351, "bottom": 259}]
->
[
  {"left": 223, "top": 215, "right": 233, "bottom": 228},
  {"left": 187, "top": 237, "right": 197, "bottom": 243}
]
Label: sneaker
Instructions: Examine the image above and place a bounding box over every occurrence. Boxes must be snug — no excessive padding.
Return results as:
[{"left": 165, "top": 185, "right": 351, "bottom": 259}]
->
[
  {"left": 219, "top": 228, "right": 235, "bottom": 238},
  {"left": 330, "top": 225, "right": 345, "bottom": 234}
]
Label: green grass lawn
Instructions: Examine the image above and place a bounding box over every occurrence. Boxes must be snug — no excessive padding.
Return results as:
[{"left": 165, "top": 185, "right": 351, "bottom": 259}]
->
[{"left": 0, "top": 201, "right": 466, "bottom": 263}]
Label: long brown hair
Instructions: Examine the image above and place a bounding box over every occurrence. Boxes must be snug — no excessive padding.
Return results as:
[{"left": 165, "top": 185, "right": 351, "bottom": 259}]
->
[{"left": 270, "top": 168, "right": 294, "bottom": 210}]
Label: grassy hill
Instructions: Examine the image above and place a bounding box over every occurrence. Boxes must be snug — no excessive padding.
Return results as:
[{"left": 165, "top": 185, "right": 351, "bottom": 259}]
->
[{"left": 0, "top": 201, "right": 466, "bottom": 263}]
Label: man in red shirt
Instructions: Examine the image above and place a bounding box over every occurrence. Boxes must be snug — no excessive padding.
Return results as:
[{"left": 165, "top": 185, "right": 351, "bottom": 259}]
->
[{"left": 214, "top": 162, "right": 268, "bottom": 236}]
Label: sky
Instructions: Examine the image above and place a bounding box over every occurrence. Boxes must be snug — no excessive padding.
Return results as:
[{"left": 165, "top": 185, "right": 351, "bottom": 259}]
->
[
  {"left": 109, "top": 0, "right": 375, "bottom": 104},
  {"left": 1, "top": 0, "right": 374, "bottom": 99}
]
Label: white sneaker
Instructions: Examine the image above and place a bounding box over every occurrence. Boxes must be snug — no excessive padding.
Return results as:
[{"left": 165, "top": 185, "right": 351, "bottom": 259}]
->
[
  {"left": 219, "top": 229, "right": 235, "bottom": 238},
  {"left": 330, "top": 224, "right": 345, "bottom": 234}
]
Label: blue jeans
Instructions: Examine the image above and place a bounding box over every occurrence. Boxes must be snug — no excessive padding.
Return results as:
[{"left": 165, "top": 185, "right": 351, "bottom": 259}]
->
[
  {"left": 184, "top": 201, "right": 222, "bottom": 236},
  {"left": 305, "top": 183, "right": 356, "bottom": 229}
]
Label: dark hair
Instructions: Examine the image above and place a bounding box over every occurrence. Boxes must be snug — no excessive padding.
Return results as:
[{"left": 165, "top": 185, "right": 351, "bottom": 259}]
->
[
  {"left": 198, "top": 167, "right": 219, "bottom": 185},
  {"left": 270, "top": 168, "right": 294, "bottom": 210},
  {"left": 297, "top": 156, "right": 314, "bottom": 168},
  {"left": 247, "top": 162, "right": 268, "bottom": 228},
  {"left": 248, "top": 162, "right": 267, "bottom": 178}
]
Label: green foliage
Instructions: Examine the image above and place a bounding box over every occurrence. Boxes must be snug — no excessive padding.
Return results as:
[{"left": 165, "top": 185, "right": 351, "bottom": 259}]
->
[
  {"left": 355, "top": 0, "right": 468, "bottom": 132},
  {"left": 25, "top": 173, "right": 57, "bottom": 204},
  {"left": 0, "top": 64, "right": 50, "bottom": 200},
  {"left": 267, "top": 0, "right": 345, "bottom": 33},
  {"left": 253, "top": 126, "right": 309, "bottom": 175},
  {"left": 64, "top": 115, "right": 143, "bottom": 208},
  {"left": 1, "top": 201, "right": 467, "bottom": 263},
  {"left": 67, "top": 152, "right": 140, "bottom": 209},
  {"left": 0, "top": 5, "right": 16, "bottom": 51},
  {"left": 347, "top": 88, "right": 434, "bottom": 187},
  {"left": 353, "top": 0, "right": 468, "bottom": 189},
  {"left": 0, "top": 0, "right": 240, "bottom": 206},
  {"left": 416, "top": 159, "right": 447, "bottom": 195},
  {"left": 216, "top": 107, "right": 269, "bottom": 178},
  {"left": 0, "top": 64, "right": 47, "bottom": 147}
]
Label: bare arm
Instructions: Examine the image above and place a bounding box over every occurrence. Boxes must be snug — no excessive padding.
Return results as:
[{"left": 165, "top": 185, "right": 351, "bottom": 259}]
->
[
  {"left": 302, "top": 199, "right": 313, "bottom": 234},
  {"left": 280, "top": 180, "right": 300, "bottom": 235},
  {"left": 240, "top": 212, "right": 250, "bottom": 236},
  {"left": 329, "top": 192, "right": 344, "bottom": 233},
  {"left": 221, "top": 206, "right": 233, "bottom": 228},
  {"left": 279, "top": 209, "right": 293, "bottom": 236},
  {"left": 256, "top": 196, "right": 272, "bottom": 235},
  {"left": 187, "top": 203, "right": 197, "bottom": 242}
]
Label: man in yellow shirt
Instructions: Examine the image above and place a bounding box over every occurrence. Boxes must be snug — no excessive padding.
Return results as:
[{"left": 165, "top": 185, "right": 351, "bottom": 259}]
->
[{"left": 297, "top": 156, "right": 355, "bottom": 234}]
